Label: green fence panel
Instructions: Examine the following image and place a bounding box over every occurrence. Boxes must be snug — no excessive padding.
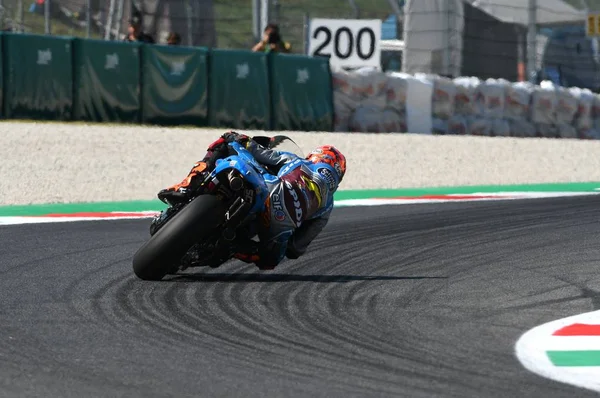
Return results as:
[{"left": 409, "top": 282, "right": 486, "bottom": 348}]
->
[
  {"left": 270, "top": 53, "right": 333, "bottom": 131},
  {"left": 209, "top": 50, "right": 270, "bottom": 130},
  {"left": 0, "top": 33, "right": 3, "bottom": 118},
  {"left": 3, "top": 33, "right": 73, "bottom": 120},
  {"left": 142, "top": 45, "right": 208, "bottom": 126},
  {"left": 73, "top": 39, "right": 141, "bottom": 123}
]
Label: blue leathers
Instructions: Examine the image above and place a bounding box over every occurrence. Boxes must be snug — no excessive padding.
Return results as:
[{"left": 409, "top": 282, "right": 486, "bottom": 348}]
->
[
  {"left": 234, "top": 139, "right": 340, "bottom": 270},
  {"left": 158, "top": 131, "right": 342, "bottom": 270}
]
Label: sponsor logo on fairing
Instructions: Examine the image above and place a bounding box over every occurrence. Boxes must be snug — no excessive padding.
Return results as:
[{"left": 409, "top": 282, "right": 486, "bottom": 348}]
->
[
  {"left": 285, "top": 181, "right": 303, "bottom": 226},
  {"left": 272, "top": 193, "right": 286, "bottom": 221},
  {"left": 279, "top": 158, "right": 301, "bottom": 176},
  {"left": 317, "top": 167, "right": 337, "bottom": 190}
]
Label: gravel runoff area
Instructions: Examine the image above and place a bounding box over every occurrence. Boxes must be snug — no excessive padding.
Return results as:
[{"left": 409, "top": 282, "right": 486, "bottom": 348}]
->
[{"left": 2, "top": 121, "right": 600, "bottom": 205}]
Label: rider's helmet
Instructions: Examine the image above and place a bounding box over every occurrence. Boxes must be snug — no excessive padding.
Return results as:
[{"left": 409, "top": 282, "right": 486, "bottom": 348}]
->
[{"left": 306, "top": 145, "right": 347, "bottom": 182}]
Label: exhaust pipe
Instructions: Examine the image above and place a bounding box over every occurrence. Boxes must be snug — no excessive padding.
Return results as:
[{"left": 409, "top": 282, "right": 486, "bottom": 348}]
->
[{"left": 228, "top": 170, "right": 243, "bottom": 191}]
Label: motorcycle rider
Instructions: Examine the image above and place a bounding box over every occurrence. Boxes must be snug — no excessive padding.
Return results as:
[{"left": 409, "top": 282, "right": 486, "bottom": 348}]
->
[{"left": 157, "top": 131, "right": 347, "bottom": 270}]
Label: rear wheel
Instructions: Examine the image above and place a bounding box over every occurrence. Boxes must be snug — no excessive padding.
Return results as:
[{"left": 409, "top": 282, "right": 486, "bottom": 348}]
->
[{"left": 132, "top": 194, "right": 225, "bottom": 281}]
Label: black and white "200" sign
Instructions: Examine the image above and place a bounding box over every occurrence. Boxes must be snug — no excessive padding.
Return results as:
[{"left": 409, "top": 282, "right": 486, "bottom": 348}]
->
[{"left": 308, "top": 18, "right": 382, "bottom": 69}]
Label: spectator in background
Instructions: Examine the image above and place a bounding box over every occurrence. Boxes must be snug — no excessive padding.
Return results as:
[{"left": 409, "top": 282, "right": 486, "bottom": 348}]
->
[
  {"left": 252, "top": 23, "right": 291, "bottom": 53},
  {"left": 167, "top": 32, "right": 181, "bottom": 46},
  {"left": 124, "top": 12, "right": 155, "bottom": 44}
]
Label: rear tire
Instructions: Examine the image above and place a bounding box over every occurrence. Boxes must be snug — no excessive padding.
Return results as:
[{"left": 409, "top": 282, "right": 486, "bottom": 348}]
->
[{"left": 132, "top": 194, "right": 225, "bottom": 281}]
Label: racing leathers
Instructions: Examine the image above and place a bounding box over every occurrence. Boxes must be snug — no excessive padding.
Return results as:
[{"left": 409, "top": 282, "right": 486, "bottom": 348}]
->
[
  {"left": 232, "top": 139, "right": 339, "bottom": 270},
  {"left": 157, "top": 132, "right": 341, "bottom": 270}
]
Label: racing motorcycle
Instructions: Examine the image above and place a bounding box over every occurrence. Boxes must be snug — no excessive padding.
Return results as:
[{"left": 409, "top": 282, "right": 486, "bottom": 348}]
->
[{"left": 132, "top": 135, "right": 304, "bottom": 281}]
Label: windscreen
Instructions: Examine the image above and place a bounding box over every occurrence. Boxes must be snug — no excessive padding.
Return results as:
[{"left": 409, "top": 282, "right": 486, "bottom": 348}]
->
[{"left": 268, "top": 136, "right": 305, "bottom": 158}]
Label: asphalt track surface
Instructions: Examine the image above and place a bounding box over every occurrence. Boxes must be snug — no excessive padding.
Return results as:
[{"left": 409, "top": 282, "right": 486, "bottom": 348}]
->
[{"left": 2, "top": 197, "right": 600, "bottom": 397}]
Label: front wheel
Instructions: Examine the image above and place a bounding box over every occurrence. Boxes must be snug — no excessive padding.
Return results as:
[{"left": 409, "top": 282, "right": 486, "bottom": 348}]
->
[{"left": 132, "top": 194, "right": 225, "bottom": 281}]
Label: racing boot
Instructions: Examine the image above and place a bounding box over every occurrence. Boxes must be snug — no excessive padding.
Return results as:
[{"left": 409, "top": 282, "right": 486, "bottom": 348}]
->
[
  {"left": 231, "top": 237, "right": 260, "bottom": 264},
  {"left": 157, "top": 161, "right": 209, "bottom": 205},
  {"left": 231, "top": 239, "right": 276, "bottom": 270},
  {"left": 233, "top": 252, "right": 261, "bottom": 264},
  {"left": 157, "top": 133, "right": 238, "bottom": 206}
]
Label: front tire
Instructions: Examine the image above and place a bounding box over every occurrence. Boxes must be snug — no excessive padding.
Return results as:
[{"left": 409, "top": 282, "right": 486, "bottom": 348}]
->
[{"left": 132, "top": 194, "right": 225, "bottom": 281}]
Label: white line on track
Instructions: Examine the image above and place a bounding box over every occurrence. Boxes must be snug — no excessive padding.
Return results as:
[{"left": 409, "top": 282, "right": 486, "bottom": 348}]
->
[{"left": 1, "top": 192, "right": 599, "bottom": 225}]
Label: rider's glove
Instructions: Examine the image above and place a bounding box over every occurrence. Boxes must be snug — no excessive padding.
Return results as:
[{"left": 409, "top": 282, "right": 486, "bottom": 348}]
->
[
  {"left": 207, "top": 131, "right": 250, "bottom": 152},
  {"left": 222, "top": 131, "right": 250, "bottom": 146},
  {"left": 207, "top": 137, "right": 227, "bottom": 152}
]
